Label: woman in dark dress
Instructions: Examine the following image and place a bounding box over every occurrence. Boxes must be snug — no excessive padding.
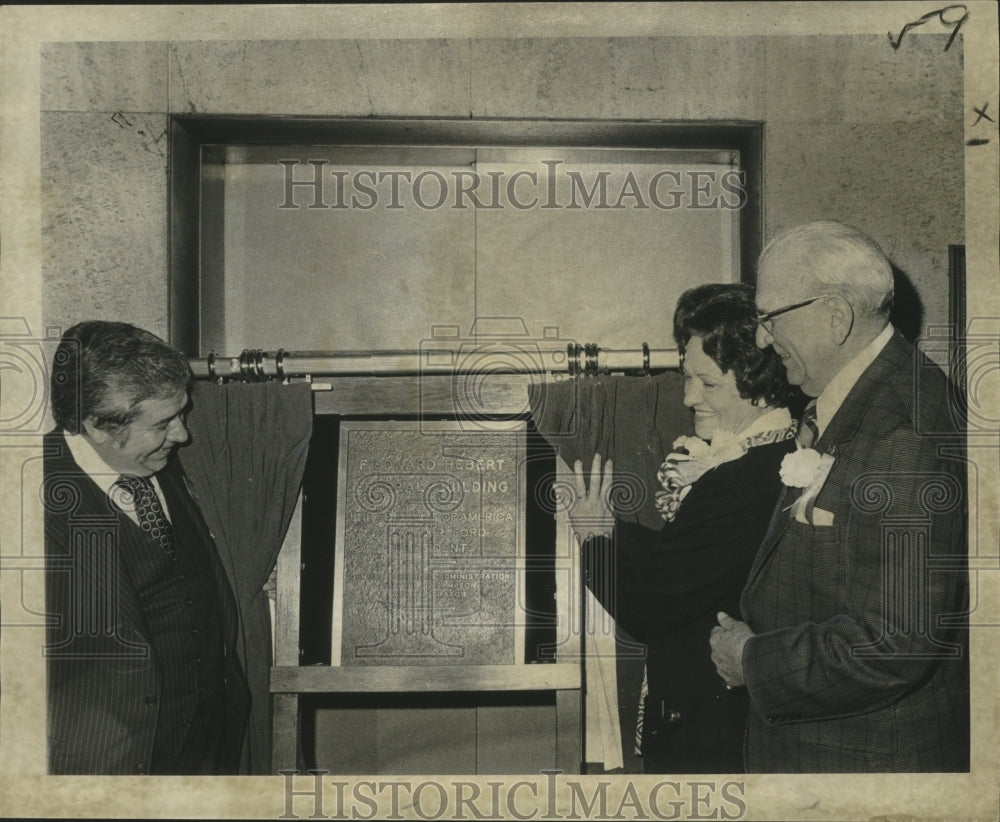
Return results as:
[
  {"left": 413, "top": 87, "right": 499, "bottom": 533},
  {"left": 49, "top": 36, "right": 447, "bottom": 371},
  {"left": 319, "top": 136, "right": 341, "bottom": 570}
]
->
[{"left": 569, "top": 283, "right": 801, "bottom": 773}]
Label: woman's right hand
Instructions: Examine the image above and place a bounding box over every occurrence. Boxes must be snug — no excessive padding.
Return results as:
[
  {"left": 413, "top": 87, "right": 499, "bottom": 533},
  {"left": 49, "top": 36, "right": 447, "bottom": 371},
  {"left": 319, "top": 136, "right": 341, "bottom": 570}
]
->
[{"left": 567, "top": 453, "right": 615, "bottom": 542}]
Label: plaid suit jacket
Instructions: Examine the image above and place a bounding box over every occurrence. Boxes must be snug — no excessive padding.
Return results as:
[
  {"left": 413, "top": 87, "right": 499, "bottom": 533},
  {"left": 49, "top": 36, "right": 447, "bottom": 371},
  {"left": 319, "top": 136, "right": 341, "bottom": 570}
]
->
[{"left": 740, "top": 331, "right": 969, "bottom": 772}]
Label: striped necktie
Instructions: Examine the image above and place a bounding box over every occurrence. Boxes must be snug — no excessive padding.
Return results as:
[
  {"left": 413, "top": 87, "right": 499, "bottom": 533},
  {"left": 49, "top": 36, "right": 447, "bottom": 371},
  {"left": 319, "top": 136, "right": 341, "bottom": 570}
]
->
[
  {"left": 115, "top": 474, "right": 175, "bottom": 556},
  {"left": 797, "top": 401, "right": 819, "bottom": 449}
]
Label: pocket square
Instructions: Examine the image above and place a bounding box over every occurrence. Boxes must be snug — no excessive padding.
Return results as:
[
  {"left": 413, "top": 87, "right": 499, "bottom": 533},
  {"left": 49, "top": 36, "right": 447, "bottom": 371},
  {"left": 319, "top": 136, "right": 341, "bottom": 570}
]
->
[
  {"left": 789, "top": 454, "right": 835, "bottom": 525},
  {"left": 795, "top": 506, "right": 835, "bottom": 526}
]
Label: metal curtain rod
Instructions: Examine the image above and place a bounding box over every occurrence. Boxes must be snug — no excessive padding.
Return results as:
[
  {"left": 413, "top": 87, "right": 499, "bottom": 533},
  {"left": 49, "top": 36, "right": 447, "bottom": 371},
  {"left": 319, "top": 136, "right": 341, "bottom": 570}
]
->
[{"left": 189, "top": 344, "right": 681, "bottom": 381}]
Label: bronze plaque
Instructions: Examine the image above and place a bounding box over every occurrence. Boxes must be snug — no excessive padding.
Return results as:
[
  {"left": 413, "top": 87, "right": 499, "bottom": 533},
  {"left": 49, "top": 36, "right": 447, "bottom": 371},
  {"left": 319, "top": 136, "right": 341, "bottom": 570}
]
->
[{"left": 332, "top": 421, "right": 526, "bottom": 666}]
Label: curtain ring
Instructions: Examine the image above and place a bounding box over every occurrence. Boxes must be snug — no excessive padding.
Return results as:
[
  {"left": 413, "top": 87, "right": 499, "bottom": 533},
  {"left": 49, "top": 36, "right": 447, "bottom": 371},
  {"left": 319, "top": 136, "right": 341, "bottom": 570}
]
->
[
  {"left": 567, "top": 343, "right": 581, "bottom": 377},
  {"left": 585, "top": 343, "right": 598, "bottom": 376},
  {"left": 238, "top": 349, "right": 249, "bottom": 380},
  {"left": 275, "top": 348, "right": 287, "bottom": 382},
  {"left": 253, "top": 349, "right": 265, "bottom": 381},
  {"left": 641, "top": 342, "right": 650, "bottom": 376}
]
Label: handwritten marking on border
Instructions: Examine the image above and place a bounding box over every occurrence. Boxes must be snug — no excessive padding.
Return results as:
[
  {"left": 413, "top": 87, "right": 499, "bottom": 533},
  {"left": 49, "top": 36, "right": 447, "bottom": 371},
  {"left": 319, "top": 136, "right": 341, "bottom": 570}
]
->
[{"left": 888, "top": 4, "right": 968, "bottom": 51}]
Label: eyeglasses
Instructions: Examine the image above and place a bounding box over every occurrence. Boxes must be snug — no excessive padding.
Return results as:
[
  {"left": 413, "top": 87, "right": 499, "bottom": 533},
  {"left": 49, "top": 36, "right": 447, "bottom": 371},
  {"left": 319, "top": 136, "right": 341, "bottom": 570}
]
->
[{"left": 756, "top": 295, "right": 830, "bottom": 334}]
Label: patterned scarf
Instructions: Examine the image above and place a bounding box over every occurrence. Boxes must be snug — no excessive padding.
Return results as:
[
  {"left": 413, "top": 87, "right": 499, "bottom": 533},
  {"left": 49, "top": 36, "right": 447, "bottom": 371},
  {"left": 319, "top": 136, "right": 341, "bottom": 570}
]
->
[{"left": 654, "top": 424, "right": 797, "bottom": 522}]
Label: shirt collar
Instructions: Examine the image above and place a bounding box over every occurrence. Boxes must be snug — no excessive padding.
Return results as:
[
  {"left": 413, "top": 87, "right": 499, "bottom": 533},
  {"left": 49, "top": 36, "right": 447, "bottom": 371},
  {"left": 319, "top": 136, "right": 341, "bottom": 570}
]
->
[
  {"left": 63, "top": 431, "right": 167, "bottom": 514},
  {"left": 815, "top": 323, "right": 893, "bottom": 436}
]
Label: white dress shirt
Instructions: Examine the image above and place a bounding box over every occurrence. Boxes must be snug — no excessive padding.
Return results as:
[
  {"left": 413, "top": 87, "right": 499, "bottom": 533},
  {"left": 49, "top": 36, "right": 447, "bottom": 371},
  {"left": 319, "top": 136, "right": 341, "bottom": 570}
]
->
[{"left": 64, "top": 431, "right": 173, "bottom": 524}]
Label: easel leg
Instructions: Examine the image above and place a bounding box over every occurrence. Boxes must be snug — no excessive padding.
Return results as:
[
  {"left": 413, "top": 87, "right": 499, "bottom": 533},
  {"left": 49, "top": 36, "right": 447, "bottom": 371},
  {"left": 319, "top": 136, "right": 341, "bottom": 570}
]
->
[
  {"left": 555, "top": 688, "right": 583, "bottom": 774},
  {"left": 273, "top": 692, "right": 303, "bottom": 772}
]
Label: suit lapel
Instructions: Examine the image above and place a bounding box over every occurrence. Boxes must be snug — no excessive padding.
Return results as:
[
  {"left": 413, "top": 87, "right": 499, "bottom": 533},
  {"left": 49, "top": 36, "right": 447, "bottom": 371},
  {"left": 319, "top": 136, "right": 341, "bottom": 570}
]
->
[
  {"left": 45, "top": 430, "right": 152, "bottom": 645},
  {"left": 742, "top": 332, "right": 911, "bottom": 595},
  {"left": 743, "top": 485, "right": 796, "bottom": 594},
  {"left": 814, "top": 331, "right": 910, "bottom": 453}
]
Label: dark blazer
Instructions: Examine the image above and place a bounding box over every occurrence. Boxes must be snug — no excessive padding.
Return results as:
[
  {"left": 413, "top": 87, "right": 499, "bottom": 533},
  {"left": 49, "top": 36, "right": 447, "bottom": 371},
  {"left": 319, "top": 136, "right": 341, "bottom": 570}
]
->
[
  {"left": 585, "top": 436, "right": 795, "bottom": 773},
  {"left": 740, "top": 332, "right": 969, "bottom": 772},
  {"left": 43, "top": 429, "right": 250, "bottom": 774}
]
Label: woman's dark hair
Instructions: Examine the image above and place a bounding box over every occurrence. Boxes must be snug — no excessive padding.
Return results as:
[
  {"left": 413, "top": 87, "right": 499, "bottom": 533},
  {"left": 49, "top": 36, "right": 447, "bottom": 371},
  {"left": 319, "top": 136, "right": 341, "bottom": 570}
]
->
[
  {"left": 673, "top": 282, "right": 800, "bottom": 409},
  {"left": 50, "top": 320, "right": 192, "bottom": 435}
]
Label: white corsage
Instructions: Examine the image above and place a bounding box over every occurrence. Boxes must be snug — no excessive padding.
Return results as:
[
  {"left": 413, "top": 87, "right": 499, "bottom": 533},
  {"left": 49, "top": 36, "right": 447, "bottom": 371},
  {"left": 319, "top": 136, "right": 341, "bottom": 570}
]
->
[
  {"left": 780, "top": 445, "right": 836, "bottom": 524},
  {"left": 779, "top": 447, "right": 823, "bottom": 487},
  {"left": 655, "top": 432, "right": 747, "bottom": 522}
]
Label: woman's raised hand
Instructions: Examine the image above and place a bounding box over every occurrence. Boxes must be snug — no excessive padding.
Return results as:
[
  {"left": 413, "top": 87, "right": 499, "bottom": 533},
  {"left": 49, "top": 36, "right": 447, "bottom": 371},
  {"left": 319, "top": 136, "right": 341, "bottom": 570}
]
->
[{"left": 567, "top": 453, "right": 615, "bottom": 542}]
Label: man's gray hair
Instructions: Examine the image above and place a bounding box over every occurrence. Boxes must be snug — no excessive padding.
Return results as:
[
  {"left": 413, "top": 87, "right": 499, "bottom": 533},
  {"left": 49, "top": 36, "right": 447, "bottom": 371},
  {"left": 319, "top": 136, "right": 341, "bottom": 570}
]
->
[
  {"left": 759, "top": 221, "right": 894, "bottom": 318},
  {"left": 50, "top": 320, "right": 192, "bottom": 435}
]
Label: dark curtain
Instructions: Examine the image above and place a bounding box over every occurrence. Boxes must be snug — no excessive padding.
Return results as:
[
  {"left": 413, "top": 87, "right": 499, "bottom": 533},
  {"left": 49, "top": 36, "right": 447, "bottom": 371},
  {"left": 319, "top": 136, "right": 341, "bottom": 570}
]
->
[
  {"left": 179, "top": 381, "right": 313, "bottom": 774},
  {"left": 529, "top": 371, "right": 691, "bottom": 529},
  {"left": 529, "top": 371, "right": 691, "bottom": 772}
]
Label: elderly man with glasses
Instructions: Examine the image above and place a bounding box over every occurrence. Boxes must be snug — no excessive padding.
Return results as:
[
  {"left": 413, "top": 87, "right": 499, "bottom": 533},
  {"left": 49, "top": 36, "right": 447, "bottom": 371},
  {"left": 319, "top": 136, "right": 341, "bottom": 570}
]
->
[{"left": 710, "top": 221, "right": 969, "bottom": 772}]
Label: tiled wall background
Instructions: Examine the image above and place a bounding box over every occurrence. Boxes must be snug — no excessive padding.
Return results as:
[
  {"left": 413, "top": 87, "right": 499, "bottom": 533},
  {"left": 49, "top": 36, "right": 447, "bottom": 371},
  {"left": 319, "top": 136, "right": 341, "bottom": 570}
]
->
[{"left": 38, "top": 34, "right": 965, "bottom": 773}]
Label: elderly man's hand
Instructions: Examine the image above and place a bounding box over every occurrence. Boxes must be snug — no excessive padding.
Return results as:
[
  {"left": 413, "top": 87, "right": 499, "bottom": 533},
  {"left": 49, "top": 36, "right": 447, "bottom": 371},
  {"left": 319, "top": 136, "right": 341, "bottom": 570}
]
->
[
  {"left": 710, "top": 611, "right": 753, "bottom": 688},
  {"left": 567, "top": 453, "right": 615, "bottom": 543}
]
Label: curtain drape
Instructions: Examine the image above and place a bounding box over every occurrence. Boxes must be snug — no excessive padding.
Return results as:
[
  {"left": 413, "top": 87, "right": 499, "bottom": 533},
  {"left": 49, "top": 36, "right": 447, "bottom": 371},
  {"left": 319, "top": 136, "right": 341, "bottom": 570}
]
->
[
  {"left": 529, "top": 372, "right": 691, "bottom": 529},
  {"left": 179, "top": 381, "right": 313, "bottom": 774},
  {"left": 529, "top": 371, "right": 691, "bottom": 772}
]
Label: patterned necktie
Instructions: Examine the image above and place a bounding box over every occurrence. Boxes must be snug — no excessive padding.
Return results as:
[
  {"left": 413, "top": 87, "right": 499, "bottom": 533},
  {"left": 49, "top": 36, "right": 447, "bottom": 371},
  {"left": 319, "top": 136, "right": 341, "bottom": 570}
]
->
[
  {"left": 797, "top": 401, "right": 819, "bottom": 449},
  {"left": 115, "top": 474, "right": 175, "bottom": 555}
]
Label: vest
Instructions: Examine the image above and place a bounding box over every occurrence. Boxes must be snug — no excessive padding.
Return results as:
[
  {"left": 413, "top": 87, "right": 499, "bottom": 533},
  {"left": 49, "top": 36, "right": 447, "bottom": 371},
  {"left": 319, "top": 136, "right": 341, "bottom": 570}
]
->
[{"left": 122, "top": 474, "right": 229, "bottom": 774}]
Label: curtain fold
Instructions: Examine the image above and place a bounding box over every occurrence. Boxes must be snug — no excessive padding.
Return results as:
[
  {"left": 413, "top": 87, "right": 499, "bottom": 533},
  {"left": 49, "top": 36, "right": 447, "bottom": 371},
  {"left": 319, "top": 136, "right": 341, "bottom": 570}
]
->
[
  {"left": 179, "top": 381, "right": 313, "bottom": 774},
  {"left": 529, "top": 372, "right": 691, "bottom": 772},
  {"left": 529, "top": 372, "right": 691, "bottom": 528}
]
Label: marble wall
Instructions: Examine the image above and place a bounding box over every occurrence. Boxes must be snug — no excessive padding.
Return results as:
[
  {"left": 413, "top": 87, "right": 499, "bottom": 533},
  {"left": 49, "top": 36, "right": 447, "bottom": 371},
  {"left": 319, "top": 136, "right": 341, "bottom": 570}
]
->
[{"left": 40, "top": 35, "right": 964, "bottom": 342}]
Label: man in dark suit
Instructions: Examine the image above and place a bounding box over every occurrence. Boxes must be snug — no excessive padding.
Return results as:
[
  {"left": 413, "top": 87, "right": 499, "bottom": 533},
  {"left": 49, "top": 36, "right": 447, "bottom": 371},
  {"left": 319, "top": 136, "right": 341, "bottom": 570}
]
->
[
  {"left": 44, "top": 321, "right": 250, "bottom": 774},
  {"left": 710, "top": 221, "right": 969, "bottom": 772}
]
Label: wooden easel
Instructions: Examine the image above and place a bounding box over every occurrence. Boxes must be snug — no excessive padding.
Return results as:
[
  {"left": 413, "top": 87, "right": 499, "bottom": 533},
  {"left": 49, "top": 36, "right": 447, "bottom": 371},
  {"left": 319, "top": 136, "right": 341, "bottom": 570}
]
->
[{"left": 267, "top": 373, "right": 585, "bottom": 774}]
